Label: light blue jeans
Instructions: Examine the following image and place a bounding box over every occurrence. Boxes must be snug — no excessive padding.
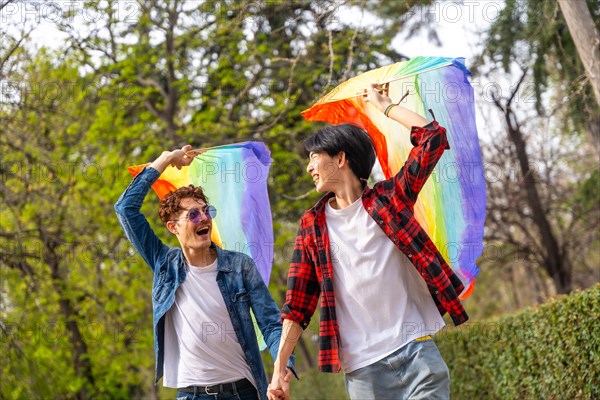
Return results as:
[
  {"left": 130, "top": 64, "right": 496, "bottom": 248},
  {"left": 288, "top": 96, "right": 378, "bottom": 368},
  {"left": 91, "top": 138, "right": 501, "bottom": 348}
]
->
[{"left": 344, "top": 337, "right": 450, "bottom": 400}]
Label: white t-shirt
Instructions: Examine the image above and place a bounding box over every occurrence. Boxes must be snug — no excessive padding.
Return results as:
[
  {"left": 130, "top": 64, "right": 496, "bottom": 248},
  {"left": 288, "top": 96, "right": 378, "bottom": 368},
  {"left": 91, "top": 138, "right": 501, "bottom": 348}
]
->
[
  {"left": 325, "top": 196, "right": 445, "bottom": 373},
  {"left": 162, "top": 259, "right": 255, "bottom": 388}
]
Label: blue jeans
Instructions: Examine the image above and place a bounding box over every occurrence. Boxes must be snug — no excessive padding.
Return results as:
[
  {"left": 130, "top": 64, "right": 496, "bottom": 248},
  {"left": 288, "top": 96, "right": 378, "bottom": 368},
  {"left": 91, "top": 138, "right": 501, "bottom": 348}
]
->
[
  {"left": 176, "top": 383, "right": 259, "bottom": 400},
  {"left": 344, "top": 337, "right": 450, "bottom": 400}
]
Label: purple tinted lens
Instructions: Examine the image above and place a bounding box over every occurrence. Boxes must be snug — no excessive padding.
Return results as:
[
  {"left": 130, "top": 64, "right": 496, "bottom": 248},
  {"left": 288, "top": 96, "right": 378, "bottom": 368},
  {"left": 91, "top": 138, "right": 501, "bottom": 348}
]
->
[
  {"left": 188, "top": 208, "right": 202, "bottom": 224},
  {"left": 206, "top": 205, "right": 217, "bottom": 219}
]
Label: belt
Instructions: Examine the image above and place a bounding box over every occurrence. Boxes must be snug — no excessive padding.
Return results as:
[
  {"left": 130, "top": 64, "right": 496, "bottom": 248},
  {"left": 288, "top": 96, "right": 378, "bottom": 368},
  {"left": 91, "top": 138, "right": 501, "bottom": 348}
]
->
[{"left": 179, "top": 378, "right": 253, "bottom": 395}]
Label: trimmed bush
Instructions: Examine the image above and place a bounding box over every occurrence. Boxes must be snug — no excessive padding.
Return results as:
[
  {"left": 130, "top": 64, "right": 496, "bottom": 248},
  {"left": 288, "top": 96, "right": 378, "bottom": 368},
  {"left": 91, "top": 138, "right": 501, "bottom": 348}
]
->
[{"left": 437, "top": 285, "right": 600, "bottom": 399}]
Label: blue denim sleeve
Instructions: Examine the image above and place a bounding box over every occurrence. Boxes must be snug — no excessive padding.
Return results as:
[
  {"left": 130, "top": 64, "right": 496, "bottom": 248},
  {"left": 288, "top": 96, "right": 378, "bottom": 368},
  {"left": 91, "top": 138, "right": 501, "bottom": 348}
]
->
[
  {"left": 243, "top": 256, "right": 298, "bottom": 378},
  {"left": 114, "top": 167, "right": 170, "bottom": 272}
]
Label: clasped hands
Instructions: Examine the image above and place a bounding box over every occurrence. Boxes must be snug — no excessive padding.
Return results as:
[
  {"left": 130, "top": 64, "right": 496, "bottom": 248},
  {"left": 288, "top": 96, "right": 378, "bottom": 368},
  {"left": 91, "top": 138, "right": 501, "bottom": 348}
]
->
[{"left": 267, "top": 368, "right": 293, "bottom": 400}]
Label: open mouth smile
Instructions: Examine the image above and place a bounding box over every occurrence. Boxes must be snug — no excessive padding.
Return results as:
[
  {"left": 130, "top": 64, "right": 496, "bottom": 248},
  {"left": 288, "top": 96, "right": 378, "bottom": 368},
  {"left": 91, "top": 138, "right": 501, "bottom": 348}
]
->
[{"left": 196, "top": 226, "right": 210, "bottom": 236}]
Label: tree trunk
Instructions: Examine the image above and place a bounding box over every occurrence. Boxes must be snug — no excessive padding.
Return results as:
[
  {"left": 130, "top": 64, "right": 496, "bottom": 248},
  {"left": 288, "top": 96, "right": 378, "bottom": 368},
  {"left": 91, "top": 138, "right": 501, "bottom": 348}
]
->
[
  {"left": 494, "top": 71, "right": 573, "bottom": 294},
  {"left": 557, "top": 0, "right": 600, "bottom": 104},
  {"left": 45, "top": 247, "right": 95, "bottom": 398},
  {"left": 505, "top": 114, "right": 572, "bottom": 294},
  {"left": 558, "top": 0, "right": 600, "bottom": 155},
  {"left": 585, "top": 114, "right": 600, "bottom": 156}
]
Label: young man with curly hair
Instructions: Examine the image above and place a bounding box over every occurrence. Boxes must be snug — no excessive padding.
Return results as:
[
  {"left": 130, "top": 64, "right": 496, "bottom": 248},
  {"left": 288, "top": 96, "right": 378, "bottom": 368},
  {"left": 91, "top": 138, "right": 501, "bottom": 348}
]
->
[
  {"left": 268, "top": 86, "right": 468, "bottom": 400},
  {"left": 115, "top": 146, "right": 295, "bottom": 400}
]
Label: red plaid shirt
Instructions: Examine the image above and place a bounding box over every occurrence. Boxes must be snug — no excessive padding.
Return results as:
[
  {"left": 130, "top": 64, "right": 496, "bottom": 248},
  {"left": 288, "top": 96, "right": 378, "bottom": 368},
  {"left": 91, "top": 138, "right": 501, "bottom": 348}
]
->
[{"left": 281, "top": 121, "right": 468, "bottom": 373}]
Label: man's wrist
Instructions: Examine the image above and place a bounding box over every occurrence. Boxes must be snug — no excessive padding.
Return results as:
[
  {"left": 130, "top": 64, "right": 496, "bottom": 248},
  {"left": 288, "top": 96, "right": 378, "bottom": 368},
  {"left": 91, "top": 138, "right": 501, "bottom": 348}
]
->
[
  {"left": 160, "top": 150, "right": 175, "bottom": 162},
  {"left": 274, "top": 365, "right": 287, "bottom": 375},
  {"left": 272, "top": 361, "right": 287, "bottom": 375},
  {"left": 383, "top": 103, "right": 397, "bottom": 117},
  {"left": 149, "top": 151, "right": 174, "bottom": 173}
]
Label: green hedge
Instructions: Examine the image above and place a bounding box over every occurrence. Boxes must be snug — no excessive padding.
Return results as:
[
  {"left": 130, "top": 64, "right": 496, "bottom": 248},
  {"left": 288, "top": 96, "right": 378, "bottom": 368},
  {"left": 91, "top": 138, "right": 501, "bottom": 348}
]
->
[{"left": 437, "top": 284, "right": 600, "bottom": 399}]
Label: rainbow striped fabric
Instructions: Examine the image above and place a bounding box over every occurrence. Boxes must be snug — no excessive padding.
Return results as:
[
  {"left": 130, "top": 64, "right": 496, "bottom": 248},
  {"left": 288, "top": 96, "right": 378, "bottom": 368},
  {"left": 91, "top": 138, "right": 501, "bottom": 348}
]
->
[
  {"left": 301, "top": 57, "right": 485, "bottom": 297},
  {"left": 128, "top": 142, "right": 274, "bottom": 285}
]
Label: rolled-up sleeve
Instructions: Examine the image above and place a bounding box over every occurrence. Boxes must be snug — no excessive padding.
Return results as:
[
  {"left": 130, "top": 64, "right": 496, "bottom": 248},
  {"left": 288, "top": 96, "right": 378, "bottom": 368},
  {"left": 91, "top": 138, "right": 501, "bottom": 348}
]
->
[{"left": 114, "top": 167, "right": 169, "bottom": 271}]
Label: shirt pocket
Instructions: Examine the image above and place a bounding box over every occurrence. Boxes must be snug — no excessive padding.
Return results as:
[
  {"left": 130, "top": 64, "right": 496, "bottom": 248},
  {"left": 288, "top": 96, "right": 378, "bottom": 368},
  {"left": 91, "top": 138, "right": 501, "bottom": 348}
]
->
[
  {"left": 232, "top": 289, "right": 252, "bottom": 324},
  {"left": 152, "top": 282, "right": 173, "bottom": 302},
  {"left": 233, "top": 289, "right": 250, "bottom": 303},
  {"left": 152, "top": 269, "right": 174, "bottom": 302}
]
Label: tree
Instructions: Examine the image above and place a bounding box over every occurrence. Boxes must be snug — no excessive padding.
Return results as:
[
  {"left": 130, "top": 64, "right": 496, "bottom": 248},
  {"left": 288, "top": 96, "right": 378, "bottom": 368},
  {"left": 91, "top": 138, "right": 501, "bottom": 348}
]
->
[
  {"left": 471, "top": 0, "right": 600, "bottom": 301},
  {"left": 465, "top": 68, "right": 598, "bottom": 322},
  {"left": 0, "top": 48, "right": 156, "bottom": 398},
  {"left": 490, "top": 68, "right": 599, "bottom": 295},
  {"left": 478, "top": 0, "right": 600, "bottom": 155},
  {"left": 557, "top": 0, "right": 600, "bottom": 105}
]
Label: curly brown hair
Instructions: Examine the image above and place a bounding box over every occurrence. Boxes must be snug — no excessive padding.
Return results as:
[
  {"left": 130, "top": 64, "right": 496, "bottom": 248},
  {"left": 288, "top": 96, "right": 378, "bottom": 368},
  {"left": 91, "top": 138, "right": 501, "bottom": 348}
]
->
[{"left": 158, "top": 185, "right": 209, "bottom": 224}]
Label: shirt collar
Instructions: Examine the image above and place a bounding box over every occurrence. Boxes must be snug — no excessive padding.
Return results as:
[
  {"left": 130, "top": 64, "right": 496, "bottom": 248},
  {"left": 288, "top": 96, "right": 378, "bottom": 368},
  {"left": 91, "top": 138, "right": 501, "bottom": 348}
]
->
[{"left": 307, "top": 180, "right": 370, "bottom": 216}]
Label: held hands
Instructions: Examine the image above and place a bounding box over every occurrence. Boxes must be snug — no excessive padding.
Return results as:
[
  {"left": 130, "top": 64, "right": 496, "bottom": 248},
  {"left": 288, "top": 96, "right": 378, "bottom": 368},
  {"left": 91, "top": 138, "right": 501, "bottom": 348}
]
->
[{"left": 267, "top": 367, "right": 293, "bottom": 400}]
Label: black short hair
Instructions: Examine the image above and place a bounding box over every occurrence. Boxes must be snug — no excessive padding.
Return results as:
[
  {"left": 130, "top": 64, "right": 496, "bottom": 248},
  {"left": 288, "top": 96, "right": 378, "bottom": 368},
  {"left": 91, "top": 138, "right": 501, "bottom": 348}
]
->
[{"left": 304, "top": 123, "right": 376, "bottom": 181}]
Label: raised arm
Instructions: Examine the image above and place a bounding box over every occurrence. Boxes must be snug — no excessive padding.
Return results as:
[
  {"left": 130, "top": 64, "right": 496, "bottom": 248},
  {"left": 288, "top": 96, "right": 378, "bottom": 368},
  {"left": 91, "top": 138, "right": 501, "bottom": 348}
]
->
[
  {"left": 363, "top": 84, "right": 450, "bottom": 206},
  {"left": 114, "top": 145, "right": 198, "bottom": 271},
  {"left": 363, "top": 83, "right": 430, "bottom": 128}
]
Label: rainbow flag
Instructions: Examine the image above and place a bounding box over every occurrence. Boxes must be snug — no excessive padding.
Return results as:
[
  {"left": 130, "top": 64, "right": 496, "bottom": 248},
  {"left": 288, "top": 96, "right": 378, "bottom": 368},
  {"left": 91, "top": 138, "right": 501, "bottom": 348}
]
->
[
  {"left": 128, "top": 142, "right": 274, "bottom": 285},
  {"left": 301, "top": 57, "right": 485, "bottom": 297}
]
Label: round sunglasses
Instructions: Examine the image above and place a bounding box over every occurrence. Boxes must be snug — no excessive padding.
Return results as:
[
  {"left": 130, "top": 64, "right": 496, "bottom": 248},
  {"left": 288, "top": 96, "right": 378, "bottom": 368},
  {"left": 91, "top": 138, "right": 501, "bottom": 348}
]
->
[{"left": 171, "top": 205, "right": 217, "bottom": 224}]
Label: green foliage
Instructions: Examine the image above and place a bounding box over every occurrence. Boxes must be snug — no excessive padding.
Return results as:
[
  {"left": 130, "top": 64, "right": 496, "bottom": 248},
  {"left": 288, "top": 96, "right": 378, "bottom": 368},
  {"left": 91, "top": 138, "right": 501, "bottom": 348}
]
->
[
  {"left": 477, "top": 0, "right": 600, "bottom": 135},
  {"left": 573, "top": 169, "right": 600, "bottom": 211},
  {"left": 0, "top": 47, "right": 157, "bottom": 398},
  {"left": 437, "top": 285, "right": 600, "bottom": 399}
]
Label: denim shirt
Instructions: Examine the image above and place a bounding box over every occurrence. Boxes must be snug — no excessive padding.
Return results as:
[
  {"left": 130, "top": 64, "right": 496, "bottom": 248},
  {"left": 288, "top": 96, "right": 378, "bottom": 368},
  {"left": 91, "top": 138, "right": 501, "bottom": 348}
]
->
[{"left": 114, "top": 167, "right": 295, "bottom": 399}]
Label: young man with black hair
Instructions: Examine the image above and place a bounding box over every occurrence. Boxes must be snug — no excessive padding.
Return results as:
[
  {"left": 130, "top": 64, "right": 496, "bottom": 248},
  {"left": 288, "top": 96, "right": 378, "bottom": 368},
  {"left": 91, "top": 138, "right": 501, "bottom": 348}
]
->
[
  {"left": 115, "top": 146, "right": 295, "bottom": 400},
  {"left": 268, "top": 86, "right": 468, "bottom": 400}
]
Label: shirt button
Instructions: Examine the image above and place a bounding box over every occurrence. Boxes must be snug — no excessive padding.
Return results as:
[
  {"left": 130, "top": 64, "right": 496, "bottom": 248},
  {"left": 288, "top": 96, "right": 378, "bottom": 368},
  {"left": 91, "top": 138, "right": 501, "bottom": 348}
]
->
[{"left": 408, "top": 254, "right": 412, "bottom": 258}]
